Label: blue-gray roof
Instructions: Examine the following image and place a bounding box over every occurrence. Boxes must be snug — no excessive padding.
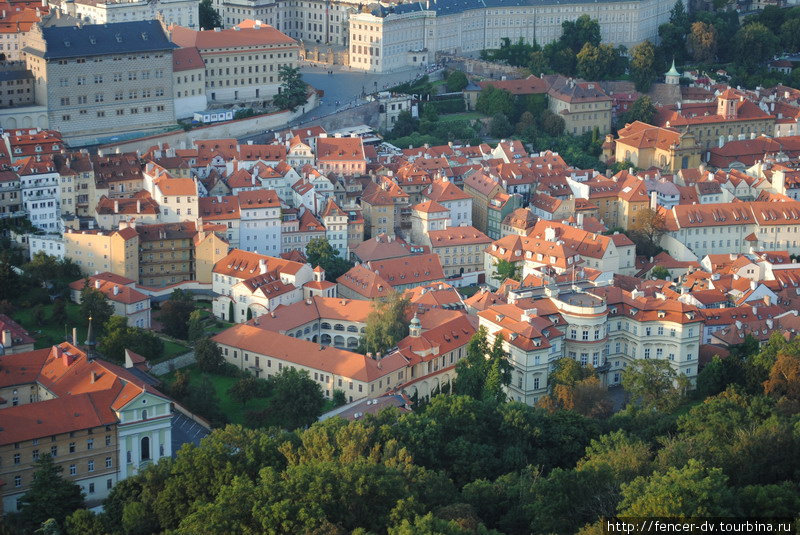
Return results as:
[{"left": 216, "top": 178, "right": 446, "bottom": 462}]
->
[
  {"left": 0, "top": 70, "right": 33, "bottom": 82},
  {"left": 379, "top": 0, "right": 637, "bottom": 17},
  {"left": 29, "top": 20, "right": 176, "bottom": 60}
]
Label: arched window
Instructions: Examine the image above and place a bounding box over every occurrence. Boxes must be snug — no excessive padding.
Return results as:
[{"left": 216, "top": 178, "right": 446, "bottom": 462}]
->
[
  {"left": 334, "top": 323, "right": 345, "bottom": 331},
  {"left": 321, "top": 322, "right": 332, "bottom": 330},
  {"left": 346, "top": 325, "right": 358, "bottom": 332},
  {"left": 141, "top": 436, "right": 150, "bottom": 461},
  {"left": 141, "top": 409, "right": 147, "bottom": 420}
]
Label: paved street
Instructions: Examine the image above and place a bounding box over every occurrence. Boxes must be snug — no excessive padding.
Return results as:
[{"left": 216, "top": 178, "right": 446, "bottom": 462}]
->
[
  {"left": 296, "top": 62, "right": 431, "bottom": 122},
  {"left": 239, "top": 63, "right": 438, "bottom": 143}
]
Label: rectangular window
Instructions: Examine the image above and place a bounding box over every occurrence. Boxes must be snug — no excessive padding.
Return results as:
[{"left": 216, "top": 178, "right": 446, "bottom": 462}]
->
[
  {"left": 88, "top": 460, "right": 94, "bottom": 472},
  {"left": 69, "top": 464, "right": 76, "bottom": 476},
  {"left": 105, "top": 457, "right": 112, "bottom": 468},
  {"left": 87, "top": 439, "right": 93, "bottom": 450},
  {"left": 69, "top": 442, "right": 75, "bottom": 453}
]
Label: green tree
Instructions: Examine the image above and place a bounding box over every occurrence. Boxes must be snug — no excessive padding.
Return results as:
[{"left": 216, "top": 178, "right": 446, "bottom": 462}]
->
[
  {"left": 622, "top": 359, "right": 688, "bottom": 412},
  {"left": 560, "top": 15, "right": 601, "bottom": 52},
  {"left": 620, "top": 95, "right": 657, "bottom": 126},
  {"left": 619, "top": 460, "right": 733, "bottom": 517},
  {"left": 453, "top": 327, "right": 490, "bottom": 399},
  {"left": 445, "top": 70, "right": 469, "bottom": 92},
  {"left": 272, "top": 66, "right": 308, "bottom": 111},
  {"left": 79, "top": 284, "right": 113, "bottom": 332},
  {"left": 195, "top": 337, "right": 225, "bottom": 373},
  {"left": 780, "top": 18, "right": 800, "bottom": 53},
  {"left": 763, "top": 351, "right": 800, "bottom": 412},
  {"left": 475, "top": 86, "right": 514, "bottom": 117},
  {"left": 332, "top": 389, "right": 347, "bottom": 407},
  {"left": 122, "top": 501, "right": 159, "bottom": 535},
  {"left": 630, "top": 40, "right": 657, "bottom": 92},
  {"left": 250, "top": 367, "right": 325, "bottom": 429},
  {"left": 51, "top": 298, "right": 68, "bottom": 326},
  {"left": 390, "top": 110, "right": 419, "bottom": 138},
  {"left": 515, "top": 111, "right": 536, "bottom": 135},
  {"left": 98, "top": 315, "right": 164, "bottom": 363},
  {"left": 198, "top": 0, "right": 221, "bottom": 29},
  {"left": 628, "top": 207, "right": 667, "bottom": 257},
  {"left": 688, "top": 21, "right": 717, "bottom": 63},
  {"left": 306, "top": 237, "right": 354, "bottom": 282},
  {"left": 491, "top": 259, "right": 519, "bottom": 283},
  {"left": 64, "top": 510, "right": 105, "bottom": 535},
  {"left": 669, "top": 0, "right": 688, "bottom": 29},
  {"left": 577, "top": 430, "right": 653, "bottom": 483},
  {"left": 576, "top": 43, "right": 617, "bottom": 80},
  {"left": 228, "top": 376, "right": 259, "bottom": 406},
  {"left": 482, "top": 333, "right": 512, "bottom": 403},
  {"left": 0, "top": 260, "right": 22, "bottom": 301},
  {"left": 651, "top": 265, "right": 671, "bottom": 280},
  {"left": 538, "top": 109, "right": 565, "bottom": 137},
  {"left": 160, "top": 289, "right": 195, "bottom": 339},
  {"left": 358, "top": 292, "right": 409, "bottom": 355},
  {"left": 15, "top": 455, "right": 84, "bottom": 531},
  {"left": 538, "top": 358, "right": 611, "bottom": 417},
  {"left": 488, "top": 112, "right": 513, "bottom": 139},
  {"left": 734, "top": 23, "right": 780, "bottom": 69},
  {"left": 187, "top": 309, "right": 205, "bottom": 342}
]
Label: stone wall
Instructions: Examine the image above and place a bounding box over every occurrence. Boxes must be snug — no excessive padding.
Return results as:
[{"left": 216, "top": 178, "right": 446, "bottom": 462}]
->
[
  {"left": 98, "top": 92, "right": 319, "bottom": 153},
  {"left": 291, "top": 100, "right": 380, "bottom": 131},
  {"left": 437, "top": 53, "right": 526, "bottom": 80}
]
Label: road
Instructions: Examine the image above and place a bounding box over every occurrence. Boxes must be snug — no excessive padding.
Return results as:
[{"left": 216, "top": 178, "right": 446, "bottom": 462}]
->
[{"left": 239, "top": 62, "right": 442, "bottom": 143}]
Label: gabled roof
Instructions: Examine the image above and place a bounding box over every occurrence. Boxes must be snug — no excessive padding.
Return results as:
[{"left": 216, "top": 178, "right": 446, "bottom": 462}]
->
[
  {"left": 316, "top": 136, "right": 365, "bottom": 161},
  {"left": 213, "top": 248, "right": 304, "bottom": 278},
  {"left": 31, "top": 20, "right": 175, "bottom": 59}
]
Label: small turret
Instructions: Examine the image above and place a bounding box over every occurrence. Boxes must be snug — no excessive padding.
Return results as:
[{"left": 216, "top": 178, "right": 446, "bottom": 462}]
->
[
  {"left": 409, "top": 313, "right": 421, "bottom": 338},
  {"left": 665, "top": 59, "right": 681, "bottom": 85}
]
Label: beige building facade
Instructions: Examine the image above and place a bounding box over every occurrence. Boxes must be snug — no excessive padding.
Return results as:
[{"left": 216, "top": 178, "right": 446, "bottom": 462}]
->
[{"left": 24, "top": 21, "right": 176, "bottom": 145}]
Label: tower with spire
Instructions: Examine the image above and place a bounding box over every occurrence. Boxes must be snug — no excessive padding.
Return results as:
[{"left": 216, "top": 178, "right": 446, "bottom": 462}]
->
[
  {"left": 84, "top": 315, "right": 96, "bottom": 359},
  {"left": 665, "top": 59, "right": 681, "bottom": 85}
]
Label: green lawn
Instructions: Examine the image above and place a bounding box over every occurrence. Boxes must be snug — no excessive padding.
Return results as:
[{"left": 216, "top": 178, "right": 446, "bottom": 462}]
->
[
  {"left": 438, "top": 112, "right": 483, "bottom": 123},
  {"left": 11, "top": 301, "right": 88, "bottom": 349},
  {"left": 163, "top": 365, "right": 271, "bottom": 425},
  {"left": 159, "top": 339, "right": 192, "bottom": 361},
  {"left": 163, "top": 364, "right": 336, "bottom": 426},
  {"left": 457, "top": 285, "right": 481, "bottom": 298}
]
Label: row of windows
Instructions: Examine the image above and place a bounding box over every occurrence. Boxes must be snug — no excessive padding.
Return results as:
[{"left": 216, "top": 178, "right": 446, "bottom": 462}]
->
[{"left": 60, "top": 105, "right": 165, "bottom": 121}]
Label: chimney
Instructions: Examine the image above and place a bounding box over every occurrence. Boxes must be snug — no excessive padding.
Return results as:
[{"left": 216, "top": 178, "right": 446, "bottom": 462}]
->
[
  {"left": 114, "top": 199, "right": 119, "bottom": 213},
  {"left": 259, "top": 258, "right": 267, "bottom": 274},
  {"left": 113, "top": 285, "right": 119, "bottom": 296},
  {"left": 95, "top": 279, "right": 101, "bottom": 289},
  {"left": 72, "top": 327, "right": 78, "bottom": 346},
  {"left": 1, "top": 329, "right": 11, "bottom": 348}
]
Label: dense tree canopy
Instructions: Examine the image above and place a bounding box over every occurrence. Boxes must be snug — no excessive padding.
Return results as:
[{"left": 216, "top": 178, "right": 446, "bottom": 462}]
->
[
  {"left": 98, "top": 315, "right": 164, "bottom": 363},
  {"left": 159, "top": 289, "right": 196, "bottom": 339},
  {"left": 358, "top": 292, "right": 410, "bottom": 355},
  {"left": 272, "top": 66, "right": 308, "bottom": 111},
  {"left": 79, "top": 284, "right": 114, "bottom": 333},
  {"left": 305, "top": 237, "right": 354, "bottom": 282},
  {"left": 11, "top": 455, "right": 84, "bottom": 533}
]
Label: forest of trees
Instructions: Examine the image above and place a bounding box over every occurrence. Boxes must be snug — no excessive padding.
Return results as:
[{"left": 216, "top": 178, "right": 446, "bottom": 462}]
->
[{"left": 9, "top": 327, "right": 800, "bottom": 534}]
